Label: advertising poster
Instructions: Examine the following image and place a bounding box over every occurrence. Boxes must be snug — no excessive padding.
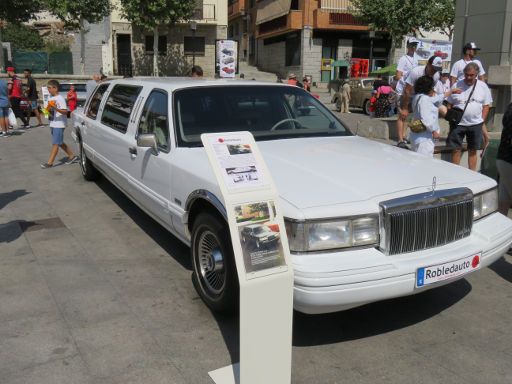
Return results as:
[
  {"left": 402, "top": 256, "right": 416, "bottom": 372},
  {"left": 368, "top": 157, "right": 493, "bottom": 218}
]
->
[
  {"left": 413, "top": 38, "right": 452, "bottom": 63},
  {"left": 216, "top": 39, "right": 238, "bottom": 78},
  {"left": 41, "top": 86, "right": 50, "bottom": 108},
  {"left": 209, "top": 136, "right": 265, "bottom": 190},
  {"left": 235, "top": 201, "right": 286, "bottom": 274}
]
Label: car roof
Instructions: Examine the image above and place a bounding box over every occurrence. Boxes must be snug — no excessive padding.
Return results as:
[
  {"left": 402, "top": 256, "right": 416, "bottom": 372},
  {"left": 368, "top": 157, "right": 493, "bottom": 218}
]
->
[{"left": 104, "top": 77, "right": 290, "bottom": 91}]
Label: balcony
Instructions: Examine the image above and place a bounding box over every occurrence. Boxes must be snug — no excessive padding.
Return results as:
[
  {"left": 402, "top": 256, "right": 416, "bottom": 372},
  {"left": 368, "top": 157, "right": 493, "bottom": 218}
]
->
[
  {"left": 319, "top": 0, "right": 355, "bottom": 12},
  {"left": 192, "top": 2, "right": 217, "bottom": 22},
  {"left": 257, "top": 10, "right": 303, "bottom": 38},
  {"left": 313, "top": 5, "right": 367, "bottom": 30},
  {"left": 228, "top": 0, "right": 246, "bottom": 19}
]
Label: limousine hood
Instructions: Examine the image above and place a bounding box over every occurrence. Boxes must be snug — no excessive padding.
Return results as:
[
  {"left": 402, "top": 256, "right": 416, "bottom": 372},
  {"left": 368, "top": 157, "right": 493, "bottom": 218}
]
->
[{"left": 258, "top": 136, "right": 490, "bottom": 211}]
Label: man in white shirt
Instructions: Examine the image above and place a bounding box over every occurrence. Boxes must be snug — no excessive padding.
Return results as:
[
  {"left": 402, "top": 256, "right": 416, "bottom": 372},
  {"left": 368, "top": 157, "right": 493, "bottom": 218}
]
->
[
  {"left": 450, "top": 42, "right": 486, "bottom": 85},
  {"left": 397, "top": 56, "right": 444, "bottom": 147},
  {"left": 395, "top": 38, "right": 419, "bottom": 145},
  {"left": 446, "top": 62, "right": 492, "bottom": 171}
]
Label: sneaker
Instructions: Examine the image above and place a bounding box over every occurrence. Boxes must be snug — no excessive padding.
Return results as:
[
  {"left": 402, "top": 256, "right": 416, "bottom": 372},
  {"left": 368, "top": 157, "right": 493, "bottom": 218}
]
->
[
  {"left": 397, "top": 141, "right": 410, "bottom": 150},
  {"left": 65, "top": 156, "right": 79, "bottom": 165},
  {"left": 40, "top": 162, "right": 53, "bottom": 169},
  {"left": 0, "top": 131, "right": 9, "bottom": 137}
]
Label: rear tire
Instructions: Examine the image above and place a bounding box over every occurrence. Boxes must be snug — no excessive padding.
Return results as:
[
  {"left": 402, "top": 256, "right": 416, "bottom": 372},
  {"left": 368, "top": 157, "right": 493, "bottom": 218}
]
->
[
  {"left": 363, "top": 99, "right": 371, "bottom": 115},
  {"left": 191, "top": 212, "right": 238, "bottom": 313},
  {"left": 79, "top": 138, "right": 100, "bottom": 181}
]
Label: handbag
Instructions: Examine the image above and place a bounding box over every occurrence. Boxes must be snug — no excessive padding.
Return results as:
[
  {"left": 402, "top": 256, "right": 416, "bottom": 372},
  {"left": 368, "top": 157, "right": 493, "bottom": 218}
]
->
[
  {"left": 444, "top": 81, "right": 477, "bottom": 126},
  {"left": 8, "top": 108, "right": 18, "bottom": 128},
  {"left": 407, "top": 96, "right": 426, "bottom": 133}
]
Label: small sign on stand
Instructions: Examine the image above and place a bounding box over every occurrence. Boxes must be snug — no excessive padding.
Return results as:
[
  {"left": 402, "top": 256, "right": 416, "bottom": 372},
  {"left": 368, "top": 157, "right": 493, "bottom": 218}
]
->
[{"left": 202, "top": 132, "right": 294, "bottom": 384}]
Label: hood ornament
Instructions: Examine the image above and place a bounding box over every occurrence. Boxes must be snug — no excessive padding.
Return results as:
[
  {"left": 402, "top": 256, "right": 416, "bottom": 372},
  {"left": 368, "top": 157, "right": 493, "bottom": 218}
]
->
[{"left": 430, "top": 176, "right": 437, "bottom": 195}]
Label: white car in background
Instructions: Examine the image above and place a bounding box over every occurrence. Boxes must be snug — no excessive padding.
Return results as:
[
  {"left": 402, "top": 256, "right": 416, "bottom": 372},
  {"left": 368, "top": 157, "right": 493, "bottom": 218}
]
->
[{"left": 72, "top": 79, "right": 512, "bottom": 314}]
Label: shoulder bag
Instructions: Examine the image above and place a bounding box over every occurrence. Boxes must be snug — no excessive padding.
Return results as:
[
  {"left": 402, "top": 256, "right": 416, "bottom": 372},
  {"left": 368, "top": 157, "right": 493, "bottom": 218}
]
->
[
  {"left": 444, "top": 81, "right": 477, "bottom": 126},
  {"left": 407, "top": 96, "right": 427, "bottom": 133}
]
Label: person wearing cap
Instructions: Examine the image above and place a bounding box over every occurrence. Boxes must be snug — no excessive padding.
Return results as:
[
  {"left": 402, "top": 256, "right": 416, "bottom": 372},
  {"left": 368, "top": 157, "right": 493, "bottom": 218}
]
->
[
  {"left": 6, "top": 66, "right": 30, "bottom": 128},
  {"left": 450, "top": 42, "right": 486, "bottom": 85},
  {"left": 446, "top": 62, "right": 492, "bottom": 171},
  {"left": 287, "top": 73, "right": 303, "bottom": 88},
  {"left": 395, "top": 38, "right": 419, "bottom": 144},
  {"left": 440, "top": 71, "right": 451, "bottom": 94},
  {"left": 397, "top": 56, "right": 446, "bottom": 148}
]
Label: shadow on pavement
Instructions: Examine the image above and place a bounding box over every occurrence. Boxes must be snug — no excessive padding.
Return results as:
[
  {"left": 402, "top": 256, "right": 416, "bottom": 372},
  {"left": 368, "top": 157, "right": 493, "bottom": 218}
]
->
[
  {"left": 95, "top": 178, "right": 191, "bottom": 270},
  {"left": 0, "top": 189, "right": 30, "bottom": 210},
  {"left": 489, "top": 256, "right": 512, "bottom": 283},
  {"left": 95, "top": 178, "right": 241, "bottom": 364},
  {"left": 292, "top": 279, "right": 472, "bottom": 346}
]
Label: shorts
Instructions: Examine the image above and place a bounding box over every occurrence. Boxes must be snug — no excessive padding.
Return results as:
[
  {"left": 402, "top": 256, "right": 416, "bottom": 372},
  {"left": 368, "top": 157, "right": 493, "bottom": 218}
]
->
[
  {"left": 51, "top": 127, "right": 64, "bottom": 145},
  {"left": 397, "top": 95, "right": 412, "bottom": 112},
  {"left": 497, "top": 159, "right": 512, "bottom": 207},
  {"left": 29, "top": 100, "right": 38, "bottom": 109},
  {"left": 411, "top": 139, "right": 435, "bottom": 157},
  {"left": 0, "top": 107, "right": 9, "bottom": 118},
  {"left": 447, "top": 123, "right": 483, "bottom": 150}
]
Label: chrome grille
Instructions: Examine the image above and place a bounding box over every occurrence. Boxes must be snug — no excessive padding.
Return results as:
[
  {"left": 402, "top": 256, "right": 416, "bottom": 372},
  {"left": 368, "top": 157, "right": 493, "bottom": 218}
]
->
[{"left": 380, "top": 188, "right": 473, "bottom": 255}]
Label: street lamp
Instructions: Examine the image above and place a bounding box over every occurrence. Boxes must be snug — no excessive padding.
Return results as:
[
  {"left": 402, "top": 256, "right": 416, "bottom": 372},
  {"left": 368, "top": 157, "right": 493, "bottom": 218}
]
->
[{"left": 190, "top": 21, "right": 197, "bottom": 66}]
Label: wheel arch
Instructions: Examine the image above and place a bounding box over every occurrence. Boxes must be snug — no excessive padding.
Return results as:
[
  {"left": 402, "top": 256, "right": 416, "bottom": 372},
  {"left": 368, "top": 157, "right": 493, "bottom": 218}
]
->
[{"left": 185, "top": 190, "right": 227, "bottom": 234}]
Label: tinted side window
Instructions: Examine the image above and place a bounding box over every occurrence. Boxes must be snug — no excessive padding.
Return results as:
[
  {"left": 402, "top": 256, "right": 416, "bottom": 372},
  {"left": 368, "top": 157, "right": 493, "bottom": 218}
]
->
[
  {"left": 101, "top": 85, "right": 142, "bottom": 133},
  {"left": 86, "top": 84, "right": 109, "bottom": 119},
  {"left": 137, "top": 90, "right": 169, "bottom": 151}
]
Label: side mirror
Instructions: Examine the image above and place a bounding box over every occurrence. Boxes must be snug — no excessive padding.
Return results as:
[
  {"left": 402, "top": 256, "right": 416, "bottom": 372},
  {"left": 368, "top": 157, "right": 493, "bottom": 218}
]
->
[{"left": 137, "top": 133, "right": 159, "bottom": 155}]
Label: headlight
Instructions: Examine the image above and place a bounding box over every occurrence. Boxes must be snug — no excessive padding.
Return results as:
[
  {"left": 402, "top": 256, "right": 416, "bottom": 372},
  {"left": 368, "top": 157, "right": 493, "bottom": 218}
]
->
[
  {"left": 473, "top": 188, "right": 498, "bottom": 220},
  {"left": 285, "top": 216, "right": 379, "bottom": 252}
]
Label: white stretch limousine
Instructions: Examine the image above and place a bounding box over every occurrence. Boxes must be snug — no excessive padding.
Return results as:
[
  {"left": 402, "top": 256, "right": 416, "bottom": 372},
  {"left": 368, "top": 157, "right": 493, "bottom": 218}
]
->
[{"left": 73, "top": 78, "right": 512, "bottom": 314}]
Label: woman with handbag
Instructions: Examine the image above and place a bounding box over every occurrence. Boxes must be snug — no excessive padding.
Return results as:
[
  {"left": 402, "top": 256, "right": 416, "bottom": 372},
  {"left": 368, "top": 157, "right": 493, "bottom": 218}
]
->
[
  {"left": 409, "top": 76, "right": 460, "bottom": 156},
  {"left": 0, "top": 78, "right": 9, "bottom": 137}
]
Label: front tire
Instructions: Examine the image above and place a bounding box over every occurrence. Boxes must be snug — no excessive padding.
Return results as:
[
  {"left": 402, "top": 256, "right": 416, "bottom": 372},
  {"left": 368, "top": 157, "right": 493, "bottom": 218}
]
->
[
  {"left": 79, "top": 139, "right": 100, "bottom": 181},
  {"left": 191, "top": 212, "right": 238, "bottom": 313},
  {"left": 335, "top": 98, "right": 341, "bottom": 112}
]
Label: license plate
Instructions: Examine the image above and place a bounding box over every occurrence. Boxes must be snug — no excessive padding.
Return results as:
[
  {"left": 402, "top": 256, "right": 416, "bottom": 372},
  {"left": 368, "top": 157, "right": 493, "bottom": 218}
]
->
[{"left": 416, "top": 252, "right": 482, "bottom": 288}]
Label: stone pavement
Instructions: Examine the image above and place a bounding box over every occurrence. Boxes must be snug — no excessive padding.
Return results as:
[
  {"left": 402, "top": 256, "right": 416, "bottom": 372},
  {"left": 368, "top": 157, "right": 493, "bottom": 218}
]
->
[{"left": 0, "top": 120, "right": 511, "bottom": 384}]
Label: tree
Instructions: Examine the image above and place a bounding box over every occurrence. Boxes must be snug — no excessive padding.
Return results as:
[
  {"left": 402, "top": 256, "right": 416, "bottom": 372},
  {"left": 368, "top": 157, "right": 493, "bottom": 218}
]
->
[
  {"left": 352, "top": 0, "right": 455, "bottom": 62},
  {"left": 3, "top": 23, "right": 44, "bottom": 52},
  {"left": 46, "top": 0, "right": 112, "bottom": 75},
  {"left": 0, "top": 0, "right": 43, "bottom": 71},
  {"left": 119, "top": 0, "right": 197, "bottom": 76},
  {"left": 425, "top": 0, "right": 456, "bottom": 40}
]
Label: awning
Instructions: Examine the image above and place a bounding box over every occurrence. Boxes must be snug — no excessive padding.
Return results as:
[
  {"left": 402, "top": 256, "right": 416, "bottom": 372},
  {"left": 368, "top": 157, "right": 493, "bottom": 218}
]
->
[
  {"left": 332, "top": 60, "right": 350, "bottom": 67},
  {"left": 255, "top": 0, "right": 292, "bottom": 25},
  {"left": 369, "top": 63, "right": 397, "bottom": 75}
]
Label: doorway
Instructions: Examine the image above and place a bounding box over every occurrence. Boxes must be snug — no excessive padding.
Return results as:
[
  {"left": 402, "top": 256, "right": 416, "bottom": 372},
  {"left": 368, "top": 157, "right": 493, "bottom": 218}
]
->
[
  {"left": 117, "top": 34, "right": 132, "bottom": 76},
  {"left": 321, "top": 39, "right": 338, "bottom": 82}
]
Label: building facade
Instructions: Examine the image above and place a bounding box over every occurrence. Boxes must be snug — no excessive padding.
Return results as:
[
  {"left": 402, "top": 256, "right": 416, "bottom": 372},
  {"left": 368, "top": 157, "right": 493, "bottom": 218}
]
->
[
  {"left": 228, "top": 0, "right": 391, "bottom": 83},
  {"left": 102, "top": 0, "right": 228, "bottom": 77}
]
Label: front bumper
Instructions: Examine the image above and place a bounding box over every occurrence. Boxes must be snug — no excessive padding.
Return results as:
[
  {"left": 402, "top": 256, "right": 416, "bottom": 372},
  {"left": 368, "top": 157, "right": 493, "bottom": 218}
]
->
[{"left": 292, "top": 212, "right": 512, "bottom": 314}]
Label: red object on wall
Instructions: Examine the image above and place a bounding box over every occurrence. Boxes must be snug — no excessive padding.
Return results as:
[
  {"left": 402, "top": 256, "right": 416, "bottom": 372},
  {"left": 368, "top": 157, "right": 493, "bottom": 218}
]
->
[{"left": 350, "top": 58, "right": 369, "bottom": 77}]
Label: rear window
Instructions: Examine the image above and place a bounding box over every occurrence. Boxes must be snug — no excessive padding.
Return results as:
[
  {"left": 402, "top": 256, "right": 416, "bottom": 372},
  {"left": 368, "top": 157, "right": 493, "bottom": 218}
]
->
[
  {"left": 173, "top": 85, "right": 351, "bottom": 147},
  {"left": 101, "top": 84, "right": 142, "bottom": 133},
  {"left": 60, "top": 83, "right": 87, "bottom": 92}
]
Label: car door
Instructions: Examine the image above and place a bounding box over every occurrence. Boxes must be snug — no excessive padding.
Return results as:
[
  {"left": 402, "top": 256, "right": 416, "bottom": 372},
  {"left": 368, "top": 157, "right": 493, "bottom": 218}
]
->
[
  {"left": 80, "top": 83, "right": 110, "bottom": 168},
  {"left": 121, "top": 88, "right": 174, "bottom": 229},
  {"left": 96, "top": 84, "right": 144, "bottom": 192}
]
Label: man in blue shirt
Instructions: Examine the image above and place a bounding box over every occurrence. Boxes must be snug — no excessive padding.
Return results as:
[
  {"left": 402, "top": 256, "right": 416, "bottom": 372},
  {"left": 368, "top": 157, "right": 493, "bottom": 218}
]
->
[{"left": 0, "top": 78, "right": 9, "bottom": 137}]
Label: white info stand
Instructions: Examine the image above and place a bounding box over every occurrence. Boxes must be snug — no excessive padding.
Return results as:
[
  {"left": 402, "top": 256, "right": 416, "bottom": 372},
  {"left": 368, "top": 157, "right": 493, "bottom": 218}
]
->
[{"left": 202, "top": 132, "right": 294, "bottom": 384}]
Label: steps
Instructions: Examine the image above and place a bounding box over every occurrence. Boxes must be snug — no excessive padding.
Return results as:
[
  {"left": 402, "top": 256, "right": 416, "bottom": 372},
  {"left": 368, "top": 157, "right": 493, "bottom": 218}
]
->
[{"left": 237, "top": 62, "right": 279, "bottom": 82}]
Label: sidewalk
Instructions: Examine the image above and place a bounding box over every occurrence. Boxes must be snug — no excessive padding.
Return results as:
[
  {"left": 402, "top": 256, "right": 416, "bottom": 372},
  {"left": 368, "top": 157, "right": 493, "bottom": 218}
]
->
[{"left": 1, "top": 118, "right": 511, "bottom": 384}]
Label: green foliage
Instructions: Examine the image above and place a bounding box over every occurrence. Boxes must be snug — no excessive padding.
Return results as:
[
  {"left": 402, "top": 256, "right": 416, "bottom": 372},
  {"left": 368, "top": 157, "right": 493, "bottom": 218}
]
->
[
  {"left": 46, "top": 0, "right": 112, "bottom": 27},
  {"left": 0, "top": 0, "right": 43, "bottom": 23},
  {"left": 352, "top": 0, "right": 456, "bottom": 42},
  {"left": 119, "top": 0, "right": 197, "bottom": 29},
  {"left": 3, "top": 23, "right": 44, "bottom": 51},
  {"left": 44, "top": 40, "right": 70, "bottom": 53}
]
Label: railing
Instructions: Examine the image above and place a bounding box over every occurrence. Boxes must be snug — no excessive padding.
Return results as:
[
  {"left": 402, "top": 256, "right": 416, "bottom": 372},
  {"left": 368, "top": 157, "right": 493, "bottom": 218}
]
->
[
  {"left": 329, "top": 12, "right": 364, "bottom": 25},
  {"left": 193, "top": 3, "right": 216, "bottom": 21},
  {"left": 319, "top": 0, "right": 355, "bottom": 12}
]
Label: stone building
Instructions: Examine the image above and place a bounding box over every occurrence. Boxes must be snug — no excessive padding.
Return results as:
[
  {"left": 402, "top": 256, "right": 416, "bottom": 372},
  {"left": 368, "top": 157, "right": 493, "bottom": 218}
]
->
[{"left": 228, "top": 0, "right": 391, "bottom": 84}]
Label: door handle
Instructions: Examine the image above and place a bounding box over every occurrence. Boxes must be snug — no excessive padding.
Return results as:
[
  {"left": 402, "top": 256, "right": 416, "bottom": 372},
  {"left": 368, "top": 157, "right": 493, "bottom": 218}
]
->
[{"left": 128, "top": 146, "right": 137, "bottom": 156}]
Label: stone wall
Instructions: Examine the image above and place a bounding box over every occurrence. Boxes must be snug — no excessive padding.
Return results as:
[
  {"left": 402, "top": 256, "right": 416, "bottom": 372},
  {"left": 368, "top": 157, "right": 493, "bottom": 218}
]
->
[
  {"left": 256, "top": 33, "right": 301, "bottom": 80},
  {"left": 70, "top": 21, "right": 106, "bottom": 75},
  {"left": 301, "top": 27, "right": 322, "bottom": 84}
]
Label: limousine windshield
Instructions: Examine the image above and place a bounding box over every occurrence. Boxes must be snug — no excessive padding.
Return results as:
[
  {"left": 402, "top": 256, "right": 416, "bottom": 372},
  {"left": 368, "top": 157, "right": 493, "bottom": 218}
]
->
[{"left": 173, "top": 85, "right": 351, "bottom": 147}]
